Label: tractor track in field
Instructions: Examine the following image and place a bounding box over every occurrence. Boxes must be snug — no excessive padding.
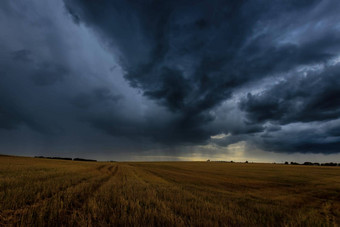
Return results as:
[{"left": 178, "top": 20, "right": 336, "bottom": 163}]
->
[
  {"left": 69, "top": 165, "right": 119, "bottom": 215},
  {"left": 123, "top": 166, "right": 188, "bottom": 225},
  {"left": 135, "top": 167, "right": 234, "bottom": 215},
  {"left": 0, "top": 176, "right": 92, "bottom": 225},
  {"left": 0, "top": 164, "right": 118, "bottom": 226}
]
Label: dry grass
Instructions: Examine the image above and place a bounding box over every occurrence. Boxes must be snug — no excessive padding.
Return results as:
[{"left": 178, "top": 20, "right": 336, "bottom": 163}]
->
[{"left": 1, "top": 155, "right": 340, "bottom": 226}]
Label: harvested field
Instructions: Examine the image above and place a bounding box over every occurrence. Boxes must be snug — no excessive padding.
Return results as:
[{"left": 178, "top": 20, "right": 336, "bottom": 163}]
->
[{"left": 1, "top": 155, "right": 340, "bottom": 226}]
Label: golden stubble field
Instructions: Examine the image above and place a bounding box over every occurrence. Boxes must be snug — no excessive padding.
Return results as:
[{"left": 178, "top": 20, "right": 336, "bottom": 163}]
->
[{"left": 0, "top": 155, "right": 340, "bottom": 226}]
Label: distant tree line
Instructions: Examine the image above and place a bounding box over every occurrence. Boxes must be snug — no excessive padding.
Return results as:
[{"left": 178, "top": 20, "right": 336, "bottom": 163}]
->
[
  {"left": 73, "top": 158, "right": 97, "bottom": 162},
  {"left": 206, "top": 159, "right": 340, "bottom": 166},
  {"left": 285, "top": 161, "right": 340, "bottom": 166},
  {"left": 35, "top": 156, "right": 97, "bottom": 162}
]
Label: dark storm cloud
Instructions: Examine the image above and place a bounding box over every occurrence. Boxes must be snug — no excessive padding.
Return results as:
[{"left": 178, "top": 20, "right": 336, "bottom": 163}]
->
[
  {"left": 1, "top": 0, "right": 340, "bottom": 159},
  {"left": 11, "top": 49, "right": 67, "bottom": 87},
  {"left": 64, "top": 0, "right": 339, "bottom": 116},
  {"left": 12, "top": 49, "right": 33, "bottom": 62},
  {"left": 0, "top": 1, "right": 161, "bottom": 159},
  {"left": 240, "top": 64, "right": 340, "bottom": 124},
  {"left": 87, "top": 108, "right": 210, "bottom": 145},
  {"left": 0, "top": 98, "right": 24, "bottom": 130},
  {"left": 0, "top": 1, "right": 131, "bottom": 138},
  {"left": 63, "top": 0, "right": 340, "bottom": 154},
  {"left": 30, "top": 63, "right": 68, "bottom": 86},
  {"left": 0, "top": 82, "right": 46, "bottom": 133},
  {"left": 254, "top": 119, "right": 340, "bottom": 154},
  {"left": 72, "top": 88, "right": 122, "bottom": 109},
  {"left": 237, "top": 63, "right": 340, "bottom": 153}
]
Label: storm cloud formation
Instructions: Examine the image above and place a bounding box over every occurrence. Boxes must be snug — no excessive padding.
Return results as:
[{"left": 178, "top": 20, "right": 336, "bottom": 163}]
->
[{"left": 0, "top": 0, "right": 340, "bottom": 160}]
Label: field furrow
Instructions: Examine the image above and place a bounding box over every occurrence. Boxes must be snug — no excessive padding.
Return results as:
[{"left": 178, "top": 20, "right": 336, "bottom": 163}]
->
[{"left": 1, "top": 157, "right": 340, "bottom": 226}]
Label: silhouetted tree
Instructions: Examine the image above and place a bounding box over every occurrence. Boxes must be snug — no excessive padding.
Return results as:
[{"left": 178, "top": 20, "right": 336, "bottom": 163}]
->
[{"left": 303, "top": 162, "right": 313, "bottom": 166}]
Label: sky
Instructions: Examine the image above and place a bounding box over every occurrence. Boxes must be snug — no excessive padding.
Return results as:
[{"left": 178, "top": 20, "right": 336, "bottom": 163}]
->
[{"left": 0, "top": 0, "right": 340, "bottom": 162}]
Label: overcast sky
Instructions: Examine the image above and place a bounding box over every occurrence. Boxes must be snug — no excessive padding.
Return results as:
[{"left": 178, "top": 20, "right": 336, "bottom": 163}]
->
[{"left": 1, "top": 0, "right": 340, "bottom": 161}]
